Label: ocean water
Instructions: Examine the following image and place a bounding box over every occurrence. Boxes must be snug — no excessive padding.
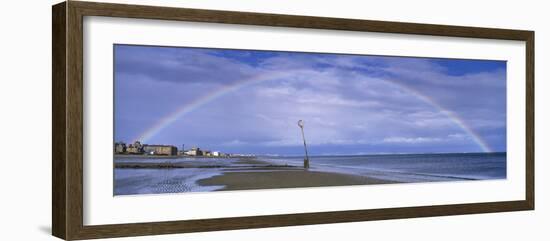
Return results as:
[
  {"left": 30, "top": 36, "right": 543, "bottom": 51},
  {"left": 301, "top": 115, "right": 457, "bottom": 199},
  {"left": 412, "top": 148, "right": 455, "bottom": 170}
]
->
[
  {"left": 265, "top": 152, "right": 507, "bottom": 182},
  {"left": 114, "top": 152, "right": 506, "bottom": 195}
]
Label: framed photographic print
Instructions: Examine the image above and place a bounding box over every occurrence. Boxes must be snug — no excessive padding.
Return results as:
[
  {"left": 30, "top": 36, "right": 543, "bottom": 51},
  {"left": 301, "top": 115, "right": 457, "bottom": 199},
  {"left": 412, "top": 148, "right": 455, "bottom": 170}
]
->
[{"left": 52, "top": 1, "right": 534, "bottom": 240}]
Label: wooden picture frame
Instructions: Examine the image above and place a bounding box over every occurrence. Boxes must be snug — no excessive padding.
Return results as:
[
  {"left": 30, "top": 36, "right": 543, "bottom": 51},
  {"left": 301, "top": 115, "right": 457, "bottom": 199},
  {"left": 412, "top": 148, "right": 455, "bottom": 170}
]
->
[{"left": 52, "top": 1, "right": 534, "bottom": 240}]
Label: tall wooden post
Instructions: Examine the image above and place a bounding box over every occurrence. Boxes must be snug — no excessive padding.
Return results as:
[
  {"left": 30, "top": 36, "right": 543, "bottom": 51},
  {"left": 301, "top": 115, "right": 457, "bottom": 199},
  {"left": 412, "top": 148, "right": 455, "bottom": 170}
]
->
[{"left": 298, "top": 120, "right": 310, "bottom": 169}]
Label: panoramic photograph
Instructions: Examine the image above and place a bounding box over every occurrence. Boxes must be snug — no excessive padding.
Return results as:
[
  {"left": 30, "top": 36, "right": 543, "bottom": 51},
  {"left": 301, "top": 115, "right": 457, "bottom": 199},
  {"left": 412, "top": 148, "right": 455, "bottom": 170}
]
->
[{"left": 113, "top": 44, "right": 507, "bottom": 196}]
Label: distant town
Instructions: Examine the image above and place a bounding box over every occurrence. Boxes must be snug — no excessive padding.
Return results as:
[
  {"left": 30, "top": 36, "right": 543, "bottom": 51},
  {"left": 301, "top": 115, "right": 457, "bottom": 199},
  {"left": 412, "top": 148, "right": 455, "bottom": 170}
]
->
[{"left": 114, "top": 141, "right": 253, "bottom": 158}]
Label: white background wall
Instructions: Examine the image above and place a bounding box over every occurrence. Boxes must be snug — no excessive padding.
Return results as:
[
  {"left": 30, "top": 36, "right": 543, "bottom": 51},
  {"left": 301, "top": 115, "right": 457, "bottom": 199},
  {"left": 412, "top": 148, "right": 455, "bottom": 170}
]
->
[{"left": 0, "top": 0, "right": 547, "bottom": 240}]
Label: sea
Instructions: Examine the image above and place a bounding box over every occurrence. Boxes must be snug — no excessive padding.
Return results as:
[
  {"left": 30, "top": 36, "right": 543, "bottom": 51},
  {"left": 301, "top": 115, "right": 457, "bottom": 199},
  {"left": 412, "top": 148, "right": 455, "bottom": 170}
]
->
[
  {"left": 114, "top": 152, "right": 506, "bottom": 195},
  {"left": 264, "top": 152, "right": 506, "bottom": 182}
]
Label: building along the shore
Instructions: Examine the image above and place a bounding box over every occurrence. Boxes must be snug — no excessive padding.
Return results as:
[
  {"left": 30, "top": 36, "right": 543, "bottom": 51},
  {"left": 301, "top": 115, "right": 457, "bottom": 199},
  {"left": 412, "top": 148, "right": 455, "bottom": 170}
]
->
[
  {"left": 114, "top": 141, "right": 178, "bottom": 156},
  {"left": 143, "top": 145, "right": 178, "bottom": 156},
  {"left": 182, "top": 147, "right": 229, "bottom": 157},
  {"left": 117, "top": 144, "right": 231, "bottom": 157},
  {"left": 114, "top": 142, "right": 126, "bottom": 154},
  {"left": 184, "top": 147, "right": 203, "bottom": 156},
  {"left": 126, "top": 141, "right": 144, "bottom": 154}
]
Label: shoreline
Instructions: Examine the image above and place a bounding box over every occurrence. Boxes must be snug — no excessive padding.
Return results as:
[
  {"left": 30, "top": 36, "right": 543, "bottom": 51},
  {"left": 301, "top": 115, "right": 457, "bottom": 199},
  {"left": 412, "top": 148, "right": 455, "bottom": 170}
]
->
[
  {"left": 114, "top": 156, "right": 399, "bottom": 192},
  {"left": 114, "top": 156, "right": 290, "bottom": 169},
  {"left": 114, "top": 162, "right": 299, "bottom": 169},
  {"left": 113, "top": 153, "right": 504, "bottom": 194},
  {"left": 114, "top": 154, "right": 254, "bottom": 159},
  {"left": 197, "top": 169, "right": 398, "bottom": 191},
  {"left": 197, "top": 157, "right": 398, "bottom": 190}
]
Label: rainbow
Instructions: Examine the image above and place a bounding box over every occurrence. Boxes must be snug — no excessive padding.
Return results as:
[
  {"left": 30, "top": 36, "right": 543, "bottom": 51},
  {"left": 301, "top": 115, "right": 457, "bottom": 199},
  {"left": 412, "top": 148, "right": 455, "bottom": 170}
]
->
[
  {"left": 135, "top": 71, "right": 289, "bottom": 143},
  {"left": 383, "top": 79, "right": 492, "bottom": 152},
  {"left": 134, "top": 72, "right": 492, "bottom": 153}
]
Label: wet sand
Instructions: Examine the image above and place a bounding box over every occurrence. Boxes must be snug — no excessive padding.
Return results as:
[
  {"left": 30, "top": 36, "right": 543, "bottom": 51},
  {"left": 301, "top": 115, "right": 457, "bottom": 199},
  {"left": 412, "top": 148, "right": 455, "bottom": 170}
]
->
[
  {"left": 198, "top": 169, "right": 397, "bottom": 191},
  {"left": 115, "top": 156, "right": 398, "bottom": 192}
]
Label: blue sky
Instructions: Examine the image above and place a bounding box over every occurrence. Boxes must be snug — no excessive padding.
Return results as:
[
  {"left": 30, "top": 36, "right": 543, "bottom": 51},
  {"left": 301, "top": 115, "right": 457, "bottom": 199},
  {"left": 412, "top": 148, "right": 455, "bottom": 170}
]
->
[{"left": 114, "top": 44, "right": 506, "bottom": 155}]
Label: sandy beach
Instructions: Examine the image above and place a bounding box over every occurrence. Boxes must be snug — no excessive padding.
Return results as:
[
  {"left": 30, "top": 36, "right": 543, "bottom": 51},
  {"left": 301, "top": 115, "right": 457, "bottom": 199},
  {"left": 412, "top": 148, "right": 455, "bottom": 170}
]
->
[
  {"left": 114, "top": 156, "right": 397, "bottom": 194},
  {"left": 114, "top": 153, "right": 504, "bottom": 195},
  {"left": 195, "top": 157, "right": 397, "bottom": 191},
  {"left": 198, "top": 169, "right": 396, "bottom": 191}
]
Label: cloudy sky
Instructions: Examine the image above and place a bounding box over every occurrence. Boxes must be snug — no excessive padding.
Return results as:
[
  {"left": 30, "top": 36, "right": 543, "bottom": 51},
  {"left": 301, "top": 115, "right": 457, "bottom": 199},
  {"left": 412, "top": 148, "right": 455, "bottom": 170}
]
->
[{"left": 114, "top": 44, "right": 506, "bottom": 155}]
